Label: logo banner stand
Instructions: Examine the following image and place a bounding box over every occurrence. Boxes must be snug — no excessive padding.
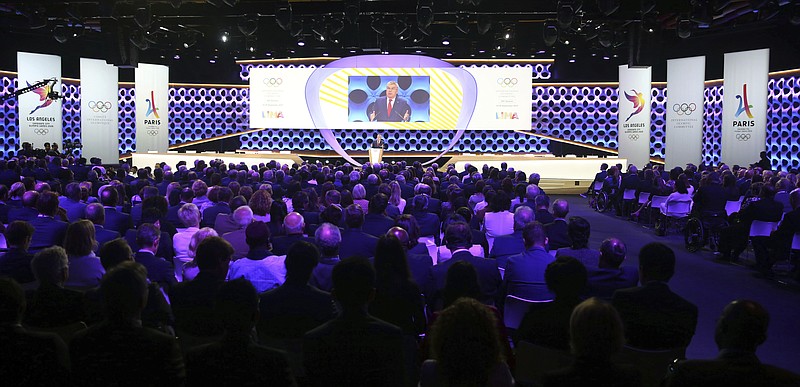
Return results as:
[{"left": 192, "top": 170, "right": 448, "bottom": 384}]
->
[
  {"left": 135, "top": 63, "right": 169, "bottom": 153},
  {"left": 721, "top": 48, "right": 769, "bottom": 167},
  {"left": 618, "top": 65, "right": 652, "bottom": 168},
  {"left": 17, "top": 52, "right": 63, "bottom": 149},
  {"left": 80, "top": 58, "right": 119, "bottom": 163},
  {"left": 665, "top": 56, "right": 705, "bottom": 169}
]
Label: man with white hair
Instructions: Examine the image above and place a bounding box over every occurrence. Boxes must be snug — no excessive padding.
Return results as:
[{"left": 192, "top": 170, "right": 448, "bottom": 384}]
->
[
  {"left": 173, "top": 203, "right": 201, "bottom": 260},
  {"left": 310, "top": 223, "right": 342, "bottom": 292},
  {"left": 272, "top": 212, "right": 314, "bottom": 256},
  {"left": 222, "top": 205, "right": 255, "bottom": 260},
  {"left": 512, "top": 184, "right": 541, "bottom": 212}
]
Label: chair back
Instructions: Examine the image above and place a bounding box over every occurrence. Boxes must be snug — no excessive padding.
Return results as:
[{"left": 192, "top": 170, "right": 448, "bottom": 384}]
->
[
  {"left": 27, "top": 321, "right": 87, "bottom": 345},
  {"left": 650, "top": 195, "right": 669, "bottom": 209},
  {"left": 791, "top": 233, "right": 800, "bottom": 250},
  {"left": 515, "top": 341, "right": 573, "bottom": 385},
  {"left": 749, "top": 220, "right": 778, "bottom": 237},
  {"left": 623, "top": 189, "right": 637, "bottom": 200},
  {"left": 725, "top": 200, "right": 742, "bottom": 216},
  {"left": 665, "top": 200, "right": 692, "bottom": 218},
  {"left": 638, "top": 192, "right": 650, "bottom": 205},
  {"left": 593, "top": 181, "right": 604, "bottom": 191},
  {"left": 503, "top": 294, "right": 552, "bottom": 330},
  {"left": 614, "top": 346, "right": 685, "bottom": 387}
]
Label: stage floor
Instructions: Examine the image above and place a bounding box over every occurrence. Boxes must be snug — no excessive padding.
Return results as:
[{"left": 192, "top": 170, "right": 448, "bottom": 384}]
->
[{"left": 130, "top": 151, "right": 623, "bottom": 194}]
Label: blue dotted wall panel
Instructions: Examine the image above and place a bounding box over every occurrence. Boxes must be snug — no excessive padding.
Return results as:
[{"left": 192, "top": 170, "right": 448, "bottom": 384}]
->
[
  {"left": 702, "top": 85, "right": 723, "bottom": 166},
  {"left": 0, "top": 76, "right": 18, "bottom": 159}
]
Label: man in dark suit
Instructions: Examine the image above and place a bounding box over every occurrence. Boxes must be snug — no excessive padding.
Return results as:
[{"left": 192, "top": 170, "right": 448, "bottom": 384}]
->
[
  {"left": 545, "top": 199, "right": 571, "bottom": 250},
  {"left": 396, "top": 174, "right": 415, "bottom": 200},
  {"left": 718, "top": 184, "right": 784, "bottom": 266},
  {"left": 201, "top": 186, "right": 232, "bottom": 228},
  {"left": 133, "top": 223, "right": 176, "bottom": 291},
  {"left": 502, "top": 221, "right": 556, "bottom": 302},
  {"left": 431, "top": 222, "right": 502, "bottom": 308},
  {"left": 512, "top": 184, "right": 540, "bottom": 212},
  {"left": 339, "top": 204, "right": 379, "bottom": 259},
  {"left": 489, "top": 205, "right": 534, "bottom": 269},
  {"left": 304, "top": 257, "right": 406, "bottom": 387},
  {"left": 59, "top": 182, "right": 87, "bottom": 222},
  {"left": 414, "top": 183, "right": 441, "bottom": 215},
  {"left": 0, "top": 221, "right": 36, "bottom": 284},
  {"left": 533, "top": 194, "right": 555, "bottom": 224},
  {"left": 7, "top": 190, "right": 39, "bottom": 223},
  {"left": 664, "top": 300, "right": 800, "bottom": 386},
  {"left": 387, "top": 226, "right": 433, "bottom": 296},
  {"left": 369, "top": 81, "right": 412, "bottom": 122},
  {"left": 362, "top": 194, "right": 396, "bottom": 238},
  {"left": 310, "top": 223, "right": 342, "bottom": 292},
  {"left": 100, "top": 186, "right": 133, "bottom": 236},
  {"left": 170, "top": 237, "right": 233, "bottom": 337},
  {"left": 0, "top": 277, "right": 70, "bottom": 386},
  {"left": 259, "top": 241, "right": 335, "bottom": 339},
  {"left": 612, "top": 242, "right": 698, "bottom": 350},
  {"left": 85, "top": 203, "right": 121, "bottom": 251},
  {"left": 187, "top": 279, "right": 295, "bottom": 386},
  {"left": 272, "top": 212, "right": 315, "bottom": 256},
  {"left": 70, "top": 262, "right": 185, "bottom": 386},
  {"left": 28, "top": 192, "right": 68, "bottom": 251},
  {"left": 769, "top": 188, "right": 800, "bottom": 279},
  {"left": 585, "top": 238, "right": 638, "bottom": 300},
  {"left": 409, "top": 195, "right": 440, "bottom": 242}
]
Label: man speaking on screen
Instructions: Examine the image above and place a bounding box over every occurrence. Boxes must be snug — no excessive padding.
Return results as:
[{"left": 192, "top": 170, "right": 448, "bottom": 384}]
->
[{"left": 369, "top": 81, "right": 411, "bottom": 122}]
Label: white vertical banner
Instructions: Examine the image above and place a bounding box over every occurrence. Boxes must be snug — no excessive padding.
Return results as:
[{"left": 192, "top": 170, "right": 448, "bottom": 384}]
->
[
  {"left": 17, "top": 52, "right": 63, "bottom": 149},
  {"left": 722, "top": 48, "right": 769, "bottom": 167},
  {"left": 618, "top": 65, "right": 652, "bottom": 168},
  {"left": 80, "top": 58, "right": 119, "bottom": 163},
  {"left": 135, "top": 63, "right": 169, "bottom": 153},
  {"left": 665, "top": 56, "right": 705, "bottom": 168}
]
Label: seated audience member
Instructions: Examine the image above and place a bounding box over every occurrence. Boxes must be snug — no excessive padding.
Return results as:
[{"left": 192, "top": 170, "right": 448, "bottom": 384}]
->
[
  {"left": 437, "top": 214, "right": 486, "bottom": 262},
  {"left": 422, "top": 297, "right": 514, "bottom": 387},
  {"left": 131, "top": 186, "right": 160, "bottom": 227},
  {"left": 124, "top": 208, "right": 175, "bottom": 261},
  {"left": 228, "top": 221, "right": 286, "bottom": 293},
  {"left": 186, "top": 279, "right": 295, "bottom": 386},
  {"left": 431, "top": 222, "right": 502, "bottom": 308},
  {"left": 259, "top": 241, "right": 334, "bottom": 339},
  {"left": 29, "top": 191, "right": 68, "bottom": 251},
  {"left": 585, "top": 238, "right": 639, "bottom": 300},
  {"left": 664, "top": 299, "right": 800, "bottom": 386},
  {"left": 362, "top": 194, "right": 394, "bottom": 238},
  {"left": 86, "top": 203, "right": 121, "bottom": 251},
  {"left": 369, "top": 235, "right": 426, "bottom": 336},
  {"left": 483, "top": 191, "right": 515, "bottom": 247},
  {"left": 249, "top": 189, "right": 272, "bottom": 223},
  {"left": 387, "top": 226, "right": 434, "bottom": 296},
  {"left": 191, "top": 180, "right": 212, "bottom": 211},
  {"left": 170, "top": 237, "right": 233, "bottom": 337},
  {"left": 512, "top": 183, "right": 539, "bottom": 212},
  {"left": 200, "top": 186, "right": 232, "bottom": 228},
  {"left": 0, "top": 277, "right": 70, "bottom": 386},
  {"left": 172, "top": 203, "right": 201, "bottom": 273},
  {"left": 134, "top": 223, "right": 176, "bottom": 291},
  {"left": 533, "top": 194, "right": 555, "bottom": 224},
  {"left": 410, "top": 194, "right": 440, "bottom": 242},
  {"left": 271, "top": 212, "right": 314, "bottom": 256},
  {"left": 213, "top": 195, "right": 247, "bottom": 235},
  {"left": 515, "top": 256, "right": 587, "bottom": 350},
  {"left": 655, "top": 178, "right": 692, "bottom": 235},
  {"left": 303, "top": 257, "right": 406, "bottom": 387},
  {"left": 555, "top": 216, "right": 601, "bottom": 268},
  {"left": 7, "top": 190, "right": 39, "bottom": 223},
  {"left": 63, "top": 220, "right": 105, "bottom": 289},
  {"left": 71, "top": 262, "right": 185, "bottom": 386},
  {"left": 489, "top": 205, "right": 535, "bottom": 269},
  {"left": 61, "top": 181, "right": 87, "bottom": 222},
  {"left": 221, "top": 205, "right": 254, "bottom": 260},
  {"left": 24, "top": 246, "right": 86, "bottom": 327},
  {"left": 339, "top": 204, "right": 379, "bottom": 259},
  {"left": 718, "top": 183, "right": 783, "bottom": 268},
  {"left": 545, "top": 199, "right": 571, "bottom": 250},
  {"left": 395, "top": 214, "right": 430, "bottom": 256},
  {"left": 100, "top": 186, "right": 133, "bottom": 235},
  {"left": 181, "top": 227, "right": 219, "bottom": 282},
  {"left": 769, "top": 188, "right": 800, "bottom": 280},
  {"left": 612, "top": 242, "right": 698, "bottom": 350},
  {"left": 542, "top": 298, "right": 641, "bottom": 387},
  {"left": 503, "top": 221, "right": 556, "bottom": 301},
  {"left": 0, "top": 221, "right": 36, "bottom": 284},
  {"left": 309, "top": 223, "right": 342, "bottom": 292}
]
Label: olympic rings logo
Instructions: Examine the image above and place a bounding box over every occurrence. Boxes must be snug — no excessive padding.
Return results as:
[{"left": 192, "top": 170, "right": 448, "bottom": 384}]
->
[
  {"left": 88, "top": 100, "right": 113, "bottom": 113},
  {"left": 34, "top": 128, "right": 49, "bottom": 135},
  {"left": 496, "top": 78, "right": 518, "bottom": 87},
  {"left": 628, "top": 134, "right": 639, "bottom": 141},
  {"left": 262, "top": 77, "right": 283, "bottom": 87},
  {"left": 735, "top": 134, "right": 751, "bottom": 141},
  {"left": 147, "top": 130, "right": 159, "bottom": 136},
  {"left": 672, "top": 103, "right": 697, "bottom": 116}
]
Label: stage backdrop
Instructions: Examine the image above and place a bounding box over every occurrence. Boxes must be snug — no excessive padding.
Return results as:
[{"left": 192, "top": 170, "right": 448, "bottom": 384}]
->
[
  {"left": 135, "top": 63, "right": 169, "bottom": 153},
  {"left": 618, "top": 65, "right": 652, "bottom": 168},
  {"left": 722, "top": 48, "right": 769, "bottom": 167},
  {"left": 249, "top": 55, "right": 532, "bottom": 131},
  {"left": 80, "top": 58, "right": 119, "bottom": 163},
  {"left": 665, "top": 56, "right": 705, "bottom": 168},
  {"left": 17, "top": 52, "right": 63, "bottom": 148}
]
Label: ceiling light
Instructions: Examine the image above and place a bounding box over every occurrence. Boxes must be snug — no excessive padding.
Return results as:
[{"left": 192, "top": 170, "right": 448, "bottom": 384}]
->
[
  {"left": 557, "top": 3, "right": 574, "bottom": 28},
  {"left": 597, "top": 0, "right": 620, "bottom": 16},
  {"left": 53, "top": 25, "right": 68, "bottom": 43},
  {"left": 442, "top": 36, "right": 450, "bottom": 45},
  {"left": 543, "top": 21, "right": 558, "bottom": 47},
  {"left": 276, "top": 2, "right": 292, "bottom": 31},
  {"left": 345, "top": 0, "right": 360, "bottom": 24},
  {"left": 220, "top": 30, "right": 230, "bottom": 43},
  {"left": 297, "top": 38, "right": 305, "bottom": 46},
  {"left": 477, "top": 14, "right": 492, "bottom": 35},
  {"left": 456, "top": 13, "right": 470, "bottom": 34},
  {"left": 134, "top": 5, "right": 152, "bottom": 28},
  {"left": 238, "top": 16, "right": 259, "bottom": 36},
  {"left": 417, "top": 1, "right": 434, "bottom": 32},
  {"left": 677, "top": 19, "right": 692, "bottom": 39}
]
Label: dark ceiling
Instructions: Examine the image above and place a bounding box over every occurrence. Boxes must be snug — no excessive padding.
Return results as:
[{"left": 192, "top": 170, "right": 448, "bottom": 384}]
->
[{"left": 0, "top": 0, "right": 798, "bottom": 83}]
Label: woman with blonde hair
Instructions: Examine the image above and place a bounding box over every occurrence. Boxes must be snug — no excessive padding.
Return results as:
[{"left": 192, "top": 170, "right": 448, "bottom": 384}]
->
[
  {"left": 181, "top": 227, "right": 219, "bottom": 282},
  {"left": 63, "top": 219, "right": 104, "bottom": 288},
  {"left": 389, "top": 181, "right": 406, "bottom": 214},
  {"left": 352, "top": 184, "right": 369, "bottom": 210}
]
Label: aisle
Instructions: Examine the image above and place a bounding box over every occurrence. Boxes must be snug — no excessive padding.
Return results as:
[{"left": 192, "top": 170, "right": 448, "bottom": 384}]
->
[{"left": 554, "top": 194, "right": 800, "bottom": 373}]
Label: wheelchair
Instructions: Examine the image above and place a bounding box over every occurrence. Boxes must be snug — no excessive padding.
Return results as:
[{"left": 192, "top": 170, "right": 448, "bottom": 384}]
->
[
  {"left": 684, "top": 211, "right": 729, "bottom": 252},
  {"left": 593, "top": 190, "right": 613, "bottom": 213}
]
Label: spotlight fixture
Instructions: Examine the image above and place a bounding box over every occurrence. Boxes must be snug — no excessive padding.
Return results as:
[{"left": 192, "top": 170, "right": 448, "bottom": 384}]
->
[
  {"left": 597, "top": 0, "right": 620, "bottom": 16},
  {"left": 171, "top": 0, "right": 183, "bottom": 9},
  {"left": 641, "top": 0, "right": 656, "bottom": 15},
  {"left": 134, "top": 5, "right": 152, "bottom": 28},
  {"left": 276, "top": 2, "right": 292, "bottom": 31},
  {"left": 290, "top": 20, "right": 303, "bottom": 37},
  {"left": 599, "top": 25, "right": 613, "bottom": 47},
  {"left": 238, "top": 15, "right": 259, "bottom": 36},
  {"left": 371, "top": 15, "right": 386, "bottom": 35},
  {"left": 345, "top": 0, "right": 360, "bottom": 24},
  {"left": 394, "top": 19, "right": 409, "bottom": 39},
  {"left": 181, "top": 31, "right": 198, "bottom": 49},
  {"left": 543, "top": 21, "right": 558, "bottom": 47},
  {"left": 417, "top": 0, "right": 434, "bottom": 34},
  {"left": 456, "top": 13, "right": 470, "bottom": 34},
  {"left": 297, "top": 37, "right": 305, "bottom": 46},
  {"left": 677, "top": 19, "right": 692, "bottom": 39},
  {"left": 129, "top": 30, "right": 150, "bottom": 50},
  {"left": 442, "top": 36, "right": 450, "bottom": 45},
  {"left": 53, "top": 25, "right": 68, "bottom": 43},
  {"left": 330, "top": 18, "right": 345, "bottom": 36},
  {"left": 503, "top": 26, "right": 513, "bottom": 40},
  {"left": 222, "top": 0, "right": 239, "bottom": 6},
  {"left": 477, "top": 14, "right": 492, "bottom": 35},
  {"left": 557, "top": 2, "right": 575, "bottom": 28},
  {"left": 220, "top": 30, "right": 230, "bottom": 43}
]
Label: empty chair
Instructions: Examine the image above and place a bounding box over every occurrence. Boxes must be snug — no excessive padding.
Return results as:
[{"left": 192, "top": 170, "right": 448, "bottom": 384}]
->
[
  {"left": 749, "top": 220, "right": 779, "bottom": 238},
  {"left": 503, "top": 295, "right": 552, "bottom": 330},
  {"left": 725, "top": 199, "right": 742, "bottom": 217}
]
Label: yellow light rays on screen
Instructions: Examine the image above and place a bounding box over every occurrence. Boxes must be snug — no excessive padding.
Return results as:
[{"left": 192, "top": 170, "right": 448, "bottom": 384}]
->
[{"left": 317, "top": 68, "right": 464, "bottom": 130}]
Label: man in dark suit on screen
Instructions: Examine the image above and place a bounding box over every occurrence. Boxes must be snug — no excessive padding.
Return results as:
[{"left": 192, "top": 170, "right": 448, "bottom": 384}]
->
[{"left": 369, "top": 81, "right": 411, "bottom": 122}]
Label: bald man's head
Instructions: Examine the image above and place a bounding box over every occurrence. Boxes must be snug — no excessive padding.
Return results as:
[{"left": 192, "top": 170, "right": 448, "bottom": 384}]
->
[
  {"left": 283, "top": 212, "right": 305, "bottom": 235},
  {"left": 513, "top": 205, "right": 535, "bottom": 229},
  {"left": 715, "top": 299, "right": 769, "bottom": 352},
  {"left": 387, "top": 226, "right": 411, "bottom": 249}
]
